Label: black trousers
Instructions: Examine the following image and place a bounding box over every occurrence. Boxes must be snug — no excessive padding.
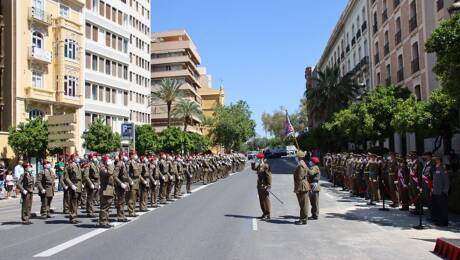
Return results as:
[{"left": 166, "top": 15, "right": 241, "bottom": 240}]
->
[{"left": 431, "top": 194, "right": 449, "bottom": 225}]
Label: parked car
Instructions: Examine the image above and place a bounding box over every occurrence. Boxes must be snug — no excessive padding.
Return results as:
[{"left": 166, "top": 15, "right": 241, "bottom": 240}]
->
[{"left": 247, "top": 151, "right": 258, "bottom": 160}]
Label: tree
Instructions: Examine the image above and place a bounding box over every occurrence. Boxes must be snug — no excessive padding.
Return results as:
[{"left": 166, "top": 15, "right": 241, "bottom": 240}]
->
[
  {"left": 306, "top": 65, "right": 363, "bottom": 123},
  {"left": 185, "top": 132, "right": 210, "bottom": 153},
  {"left": 158, "top": 127, "right": 185, "bottom": 153},
  {"left": 150, "top": 78, "right": 184, "bottom": 128},
  {"left": 8, "top": 118, "right": 48, "bottom": 159},
  {"left": 135, "top": 125, "right": 159, "bottom": 155},
  {"left": 261, "top": 108, "right": 286, "bottom": 139},
  {"left": 391, "top": 96, "right": 430, "bottom": 137},
  {"left": 173, "top": 99, "right": 203, "bottom": 131},
  {"left": 426, "top": 13, "right": 460, "bottom": 105},
  {"left": 425, "top": 89, "right": 459, "bottom": 153},
  {"left": 209, "top": 101, "right": 256, "bottom": 152},
  {"left": 82, "top": 118, "right": 121, "bottom": 154}
]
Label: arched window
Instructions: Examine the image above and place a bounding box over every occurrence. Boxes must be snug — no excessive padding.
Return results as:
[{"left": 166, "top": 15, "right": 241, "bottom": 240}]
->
[
  {"left": 29, "top": 109, "right": 45, "bottom": 119},
  {"left": 64, "top": 39, "right": 78, "bottom": 60},
  {"left": 32, "top": 31, "right": 43, "bottom": 49}
]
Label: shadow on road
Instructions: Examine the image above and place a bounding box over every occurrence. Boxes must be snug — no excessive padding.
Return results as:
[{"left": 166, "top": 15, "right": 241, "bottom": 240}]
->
[
  {"left": 45, "top": 220, "right": 70, "bottom": 224},
  {"left": 265, "top": 218, "right": 293, "bottom": 225},
  {"left": 267, "top": 158, "right": 297, "bottom": 175},
  {"left": 1, "top": 221, "right": 22, "bottom": 225},
  {"left": 224, "top": 214, "right": 256, "bottom": 219}
]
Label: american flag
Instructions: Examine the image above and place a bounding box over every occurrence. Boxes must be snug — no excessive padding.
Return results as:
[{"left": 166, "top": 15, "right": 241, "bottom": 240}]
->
[{"left": 284, "top": 110, "right": 295, "bottom": 138}]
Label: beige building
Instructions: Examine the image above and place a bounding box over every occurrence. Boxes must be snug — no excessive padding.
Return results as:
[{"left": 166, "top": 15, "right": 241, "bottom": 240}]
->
[
  {"left": 150, "top": 30, "right": 203, "bottom": 134},
  {"left": 0, "top": 0, "right": 85, "bottom": 159}
]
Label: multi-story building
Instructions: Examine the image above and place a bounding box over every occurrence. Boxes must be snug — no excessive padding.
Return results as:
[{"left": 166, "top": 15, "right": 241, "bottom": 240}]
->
[
  {"left": 0, "top": 0, "right": 11, "bottom": 159},
  {"left": 309, "top": 0, "right": 372, "bottom": 128},
  {"left": 0, "top": 0, "right": 85, "bottom": 157},
  {"left": 150, "top": 30, "right": 203, "bottom": 134},
  {"left": 82, "top": 0, "right": 151, "bottom": 139}
]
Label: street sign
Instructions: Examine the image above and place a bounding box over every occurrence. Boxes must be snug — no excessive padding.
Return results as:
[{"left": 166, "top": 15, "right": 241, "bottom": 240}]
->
[
  {"left": 121, "top": 123, "right": 134, "bottom": 140},
  {"left": 48, "top": 113, "right": 76, "bottom": 149}
]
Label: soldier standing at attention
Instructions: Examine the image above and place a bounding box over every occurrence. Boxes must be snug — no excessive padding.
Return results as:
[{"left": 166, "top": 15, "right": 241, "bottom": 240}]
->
[
  {"left": 60, "top": 157, "right": 70, "bottom": 214},
  {"left": 17, "top": 162, "right": 34, "bottom": 225},
  {"left": 293, "top": 151, "right": 310, "bottom": 225},
  {"left": 84, "top": 154, "right": 100, "bottom": 217},
  {"left": 114, "top": 155, "right": 129, "bottom": 222},
  {"left": 387, "top": 152, "right": 400, "bottom": 208},
  {"left": 167, "top": 155, "right": 177, "bottom": 201},
  {"left": 159, "top": 154, "right": 170, "bottom": 204},
  {"left": 251, "top": 153, "right": 272, "bottom": 220},
  {"left": 36, "top": 160, "right": 55, "bottom": 218},
  {"left": 98, "top": 155, "right": 115, "bottom": 228},
  {"left": 307, "top": 156, "right": 321, "bottom": 220},
  {"left": 365, "top": 154, "right": 380, "bottom": 205},
  {"left": 431, "top": 156, "right": 450, "bottom": 227},
  {"left": 421, "top": 152, "right": 435, "bottom": 217},
  {"left": 139, "top": 156, "right": 150, "bottom": 212},
  {"left": 149, "top": 156, "right": 160, "bottom": 208},
  {"left": 185, "top": 156, "right": 194, "bottom": 194},
  {"left": 65, "top": 154, "right": 83, "bottom": 224},
  {"left": 127, "top": 151, "right": 141, "bottom": 217}
]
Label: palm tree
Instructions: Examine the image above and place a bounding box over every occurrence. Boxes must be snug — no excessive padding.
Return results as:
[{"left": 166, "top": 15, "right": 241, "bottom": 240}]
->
[
  {"left": 173, "top": 99, "right": 203, "bottom": 131},
  {"left": 150, "top": 79, "right": 184, "bottom": 128},
  {"left": 306, "top": 65, "right": 362, "bottom": 123}
]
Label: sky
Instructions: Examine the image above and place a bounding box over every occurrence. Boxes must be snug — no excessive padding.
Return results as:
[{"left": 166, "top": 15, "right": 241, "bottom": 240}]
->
[{"left": 151, "top": 0, "right": 348, "bottom": 136}]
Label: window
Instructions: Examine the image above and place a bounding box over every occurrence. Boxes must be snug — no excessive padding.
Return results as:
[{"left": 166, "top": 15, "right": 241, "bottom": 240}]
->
[
  {"left": 85, "top": 23, "right": 91, "bottom": 39},
  {"left": 85, "top": 52, "right": 91, "bottom": 68},
  {"left": 117, "top": 37, "right": 122, "bottom": 51},
  {"left": 118, "top": 64, "right": 122, "bottom": 78},
  {"left": 395, "top": 17, "right": 402, "bottom": 44},
  {"left": 105, "top": 32, "right": 111, "bottom": 47},
  {"left": 64, "top": 75, "right": 78, "bottom": 97},
  {"left": 105, "top": 60, "right": 110, "bottom": 74},
  {"left": 376, "top": 72, "right": 381, "bottom": 85},
  {"left": 412, "top": 42, "right": 420, "bottom": 73},
  {"left": 111, "top": 61, "right": 116, "bottom": 76},
  {"left": 373, "top": 12, "right": 378, "bottom": 33},
  {"left": 92, "top": 0, "right": 98, "bottom": 12},
  {"left": 85, "top": 83, "right": 91, "bottom": 99},
  {"left": 32, "top": 70, "right": 43, "bottom": 88},
  {"left": 112, "top": 7, "right": 116, "bottom": 23},
  {"left": 99, "top": 0, "right": 105, "bottom": 16},
  {"left": 123, "top": 65, "right": 128, "bottom": 79},
  {"left": 118, "top": 10, "right": 123, "bottom": 25},
  {"left": 123, "top": 39, "right": 128, "bottom": 53},
  {"left": 124, "top": 91, "right": 128, "bottom": 106},
  {"left": 92, "top": 55, "right": 98, "bottom": 70},
  {"left": 32, "top": 31, "right": 43, "bottom": 49},
  {"left": 112, "top": 89, "right": 116, "bottom": 104},
  {"left": 384, "top": 31, "right": 389, "bottom": 56},
  {"left": 409, "top": 0, "right": 417, "bottom": 32},
  {"left": 106, "top": 88, "right": 111, "bottom": 103},
  {"left": 105, "top": 3, "right": 111, "bottom": 20},
  {"left": 414, "top": 85, "right": 421, "bottom": 101},
  {"left": 98, "top": 57, "right": 104, "bottom": 73},
  {"left": 397, "top": 54, "right": 404, "bottom": 82},
  {"left": 64, "top": 39, "right": 78, "bottom": 60},
  {"left": 29, "top": 109, "right": 45, "bottom": 119},
  {"left": 111, "top": 34, "right": 116, "bottom": 49},
  {"left": 86, "top": 0, "right": 91, "bottom": 10},
  {"left": 385, "top": 64, "right": 391, "bottom": 85},
  {"left": 92, "top": 25, "right": 98, "bottom": 42},
  {"left": 99, "top": 86, "right": 104, "bottom": 101},
  {"left": 92, "top": 84, "right": 98, "bottom": 100},
  {"left": 60, "top": 4, "right": 69, "bottom": 17}
]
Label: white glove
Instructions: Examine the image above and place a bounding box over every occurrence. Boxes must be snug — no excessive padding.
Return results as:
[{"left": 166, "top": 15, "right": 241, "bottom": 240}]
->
[
  {"left": 64, "top": 186, "right": 68, "bottom": 190},
  {"left": 41, "top": 189, "right": 46, "bottom": 194},
  {"left": 91, "top": 184, "right": 95, "bottom": 189},
  {"left": 161, "top": 176, "right": 165, "bottom": 180},
  {"left": 144, "top": 181, "right": 147, "bottom": 185},
  {"left": 22, "top": 190, "right": 28, "bottom": 195},
  {"left": 71, "top": 185, "right": 77, "bottom": 191},
  {"left": 190, "top": 175, "right": 193, "bottom": 178},
  {"left": 130, "top": 181, "right": 134, "bottom": 186},
  {"left": 121, "top": 183, "right": 127, "bottom": 189}
]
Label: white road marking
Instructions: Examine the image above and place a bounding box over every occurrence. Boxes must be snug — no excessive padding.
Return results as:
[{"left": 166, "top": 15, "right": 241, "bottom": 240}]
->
[
  {"left": 252, "top": 218, "right": 258, "bottom": 231},
  {"left": 33, "top": 170, "right": 244, "bottom": 257},
  {"left": 33, "top": 228, "right": 106, "bottom": 257}
]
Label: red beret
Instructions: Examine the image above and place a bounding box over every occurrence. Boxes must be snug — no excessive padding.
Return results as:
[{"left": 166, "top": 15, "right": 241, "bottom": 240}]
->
[
  {"left": 256, "top": 153, "right": 265, "bottom": 159},
  {"left": 311, "top": 157, "right": 320, "bottom": 165}
]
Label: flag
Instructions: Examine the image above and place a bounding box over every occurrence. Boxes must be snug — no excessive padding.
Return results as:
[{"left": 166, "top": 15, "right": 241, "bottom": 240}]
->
[{"left": 284, "top": 110, "right": 295, "bottom": 138}]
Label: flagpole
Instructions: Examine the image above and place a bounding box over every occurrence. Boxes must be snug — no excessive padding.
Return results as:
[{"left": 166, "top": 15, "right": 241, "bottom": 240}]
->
[{"left": 285, "top": 110, "right": 300, "bottom": 150}]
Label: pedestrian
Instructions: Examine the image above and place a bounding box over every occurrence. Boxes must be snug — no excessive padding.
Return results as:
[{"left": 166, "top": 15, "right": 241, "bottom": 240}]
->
[
  {"left": 308, "top": 156, "right": 321, "bottom": 220},
  {"left": 293, "top": 150, "right": 310, "bottom": 225},
  {"left": 251, "top": 153, "right": 272, "bottom": 220},
  {"left": 17, "top": 162, "right": 34, "bottom": 225},
  {"left": 5, "top": 171, "right": 14, "bottom": 199},
  {"left": 14, "top": 159, "right": 24, "bottom": 197},
  {"left": 431, "top": 156, "right": 450, "bottom": 227},
  {"left": 0, "top": 160, "right": 6, "bottom": 199}
]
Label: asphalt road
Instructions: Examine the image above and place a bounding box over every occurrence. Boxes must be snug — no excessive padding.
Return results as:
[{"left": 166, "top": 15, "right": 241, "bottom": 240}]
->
[{"left": 0, "top": 158, "right": 459, "bottom": 260}]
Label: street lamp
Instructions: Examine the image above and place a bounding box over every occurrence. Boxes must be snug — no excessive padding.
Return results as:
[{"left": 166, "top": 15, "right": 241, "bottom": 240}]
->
[{"left": 449, "top": 0, "right": 460, "bottom": 16}]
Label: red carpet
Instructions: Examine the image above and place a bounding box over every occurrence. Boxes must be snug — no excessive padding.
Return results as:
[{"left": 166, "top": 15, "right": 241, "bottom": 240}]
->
[{"left": 434, "top": 238, "right": 460, "bottom": 260}]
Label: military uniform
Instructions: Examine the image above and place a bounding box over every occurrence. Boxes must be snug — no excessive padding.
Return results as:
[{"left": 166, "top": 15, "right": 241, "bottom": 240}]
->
[
  {"left": 65, "top": 160, "right": 83, "bottom": 223},
  {"left": 99, "top": 162, "right": 115, "bottom": 227},
  {"left": 397, "top": 158, "right": 410, "bottom": 210},
  {"left": 114, "top": 159, "right": 130, "bottom": 222},
  {"left": 307, "top": 164, "right": 321, "bottom": 219},
  {"left": 293, "top": 158, "right": 311, "bottom": 225},
  {"left": 17, "top": 167, "right": 34, "bottom": 224},
  {"left": 60, "top": 173, "right": 70, "bottom": 214},
  {"left": 365, "top": 156, "right": 380, "bottom": 205},
  {"left": 252, "top": 158, "right": 272, "bottom": 220},
  {"left": 174, "top": 159, "right": 183, "bottom": 198},
  {"left": 149, "top": 160, "right": 160, "bottom": 207},
  {"left": 431, "top": 161, "right": 449, "bottom": 226},
  {"left": 386, "top": 155, "right": 400, "bottom": 207},
  {"left": 127, "top": 158, "right": 141, "bottom": 216},
  {"left": 36, "top": 167, "right": 55, "bottom": 218},
  {"left": 168, "top": 159, "right": 177, "bottom": 200},
  {"left": 159, "top": 158, "right": 170, "bottom": 204},
  {"left": 84, "top": 161, "right": 100, "bottom": 217},
  {"left": 139, "top": 160, "right": 150, "bottom": 211}
]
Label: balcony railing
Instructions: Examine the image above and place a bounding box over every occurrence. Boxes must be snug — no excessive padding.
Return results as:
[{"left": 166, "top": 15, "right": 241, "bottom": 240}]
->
[
  {"left": 395, "top": 31, "right": 402, "bottom": 45},
  {"left": 412, "top": 58, "right": 420, "bottom": 74},
  {"left": 397, "top": 69, "right": 404, "bottom": 82},
  {"left": 382, "top": 9, "right": 388, "bottom": 22},
  {"left": 409, "top": 16, "right": 418, "bottom": 32},
  {"left": 362, "top": 21, "right": 367, "bottom": 32},
  {"left": 29, "top": 47, "right": 52, "bottom": 63},
  {"left": 385, "top": 77, "right": 392, "bottom": 86},
  {"left": 29, "top": 7, "right": 52, "bottom": 25},
  {"left": 384, "top": 43, "right": 390, "bottom": 56},
  {"left": 374, "top": 54, "right": 380, "bottom": 65},
  {"left": 351, "top": 37, "right": 356, "bottom": 46},
  {"left": 356, "top": 29, "right": 361, "bottom": 39},
  {"left": 394, "top": 0, "right": 400, "bottom": 8}
]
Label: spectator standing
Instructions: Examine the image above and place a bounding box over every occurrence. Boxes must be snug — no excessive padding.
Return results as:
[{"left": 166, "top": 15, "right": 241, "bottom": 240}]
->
[
  {"left": 55, "top": 157, "right": 65, "bottom": 192},
  {"left": 5, "top": 171, "right": 14, "bottom": 199},
  {"left": 431, "top": 156, "right": 450, "bottom": 227},
  {"left": 0, "top": 161, "right": 6, "bottom": 198},
  {"left": 14, "top": 160, "right": 24, "bottom": 197}
]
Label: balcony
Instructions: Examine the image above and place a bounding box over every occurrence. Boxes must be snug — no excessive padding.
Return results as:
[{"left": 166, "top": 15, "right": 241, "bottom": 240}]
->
[
  {"left": 395, "top": 31, "right": 402, "bottom": 45},
  {"left": 397, "top": 69, "right": 404, "bottom": 82},
  {"left": 28, "top": 7, "right": 52, "bottom": 26},
  {"left": 351, "top": 37, "right": 356, "bottom": 46},
  {"left": 56, "top": 92, "right": 83, "bottom": 107},
  {"left": 382, "top": 9, "right": 388, "bottom": 23},
  {"left": 25, "top": 86, "right": 55, "bottom": 102},
  {"left": 356, "top": 29, "right": 361, "bottom": 39},
  {"left": 29, "top": 47, "right": 52, "bottom": 64},
  {"left": 346, "top": 45, "right": 350, "bottom": 53},
  {"left": 385, "top": 77, "right": 392, "bottom": 86},
  {"left": 411, "top": 58, "right": 420, "bottom": 74},
  {"left": 374, "top": 54, "right": 380, "bottom": 65},
  {"left": 409, "top": 16, "right": 418, "bottom": 32},
  {"left": 361, "top": 21, "right": 367, "bottom": 32},
  {"left": 384, "top": 43, "right": 390, "bottom": 56},
  {"left": 394, "top": 0, "right": 400, "bottom": 8}
]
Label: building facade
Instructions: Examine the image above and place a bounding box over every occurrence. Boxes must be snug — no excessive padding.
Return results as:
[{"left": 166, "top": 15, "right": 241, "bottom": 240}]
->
[
  {"left": 0, "top": 0, "right": 85, "bottom": 157},
  {"left": 82, "top": 0, "right": 151, "bottom": 140},
  {"left": 150, "top": 30, "right": 203, "bottom": 134}
]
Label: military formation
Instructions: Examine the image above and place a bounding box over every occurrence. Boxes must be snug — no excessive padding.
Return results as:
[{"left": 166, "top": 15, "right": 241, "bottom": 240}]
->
[
  {"left": 324, "top": 151, "right": 450, "bottom": 227},
  {"left": 17, "top": 152, "right": 247, "bottom": 227}
]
